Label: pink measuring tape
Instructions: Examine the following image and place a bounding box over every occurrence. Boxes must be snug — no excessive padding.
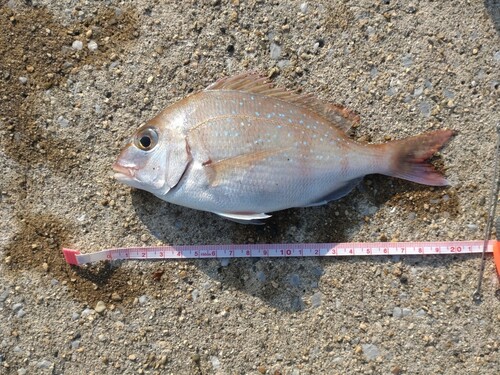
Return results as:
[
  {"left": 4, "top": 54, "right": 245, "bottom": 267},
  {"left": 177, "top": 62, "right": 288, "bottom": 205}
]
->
[{"left": 62, "top": 240, "right": 500, "bottom": 273}]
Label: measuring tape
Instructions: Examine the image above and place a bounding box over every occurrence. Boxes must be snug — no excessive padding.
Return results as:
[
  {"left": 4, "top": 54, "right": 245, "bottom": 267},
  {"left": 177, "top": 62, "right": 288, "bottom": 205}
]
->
[{"left": 63, "top": 240, "right": 500, "bottom": 274}]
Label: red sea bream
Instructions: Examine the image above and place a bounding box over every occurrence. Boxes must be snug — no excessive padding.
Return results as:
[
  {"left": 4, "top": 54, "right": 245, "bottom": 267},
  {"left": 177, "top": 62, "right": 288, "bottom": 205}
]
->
[{"left": 113, "top": 73, "right": 453, "bottom": 223}]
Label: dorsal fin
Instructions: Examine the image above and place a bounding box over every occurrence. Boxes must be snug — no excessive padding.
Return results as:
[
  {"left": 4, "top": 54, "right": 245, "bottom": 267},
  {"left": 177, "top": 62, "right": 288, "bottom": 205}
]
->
[{"left": 205, "top": 72, "right": 360, "bottom": 132}]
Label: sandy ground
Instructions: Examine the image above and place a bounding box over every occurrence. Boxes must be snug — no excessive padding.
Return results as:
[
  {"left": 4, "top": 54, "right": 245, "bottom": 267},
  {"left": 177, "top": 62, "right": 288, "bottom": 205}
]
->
[{"left": 1, "top": 0, "right": 499, "bottom": 374}]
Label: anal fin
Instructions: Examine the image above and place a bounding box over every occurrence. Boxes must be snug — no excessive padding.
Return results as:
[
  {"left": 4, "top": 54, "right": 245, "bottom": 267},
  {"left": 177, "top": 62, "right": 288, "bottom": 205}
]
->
[{"left": 303, "top": 178, "right": 362, "bottom": 207}]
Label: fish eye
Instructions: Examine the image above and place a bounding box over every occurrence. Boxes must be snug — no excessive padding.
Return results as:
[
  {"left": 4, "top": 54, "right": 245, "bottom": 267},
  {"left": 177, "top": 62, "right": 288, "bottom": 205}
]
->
[{"left": 134, "top": 127, "right": 158, "bottom": 151}]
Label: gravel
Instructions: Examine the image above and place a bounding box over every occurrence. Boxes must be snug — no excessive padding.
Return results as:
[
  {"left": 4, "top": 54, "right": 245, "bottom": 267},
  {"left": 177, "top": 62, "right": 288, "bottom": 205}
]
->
[
  {"left": 361, "top": 343, "right": 380, "bottom": 361},
  {"left": 270, "top": 42, "right": 282, "bottom": 60},
  {"left": 71, "top": 40, "right": 83, "bottom": 50},
  {"left": 87, "top": 40, "right": 98, "bottom": 52},
  {"left": 1, "top": 0, "right": 499, "bottom": 374}
]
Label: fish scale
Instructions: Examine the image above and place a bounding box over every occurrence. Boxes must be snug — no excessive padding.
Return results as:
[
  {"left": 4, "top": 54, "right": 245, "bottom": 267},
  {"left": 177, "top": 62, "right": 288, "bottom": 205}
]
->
[
  {"left": 113, "top": 72, "right": 454, "bottom": 223},
  {"left": 183, "top": 109, "right": 347, "bottom": 213}
]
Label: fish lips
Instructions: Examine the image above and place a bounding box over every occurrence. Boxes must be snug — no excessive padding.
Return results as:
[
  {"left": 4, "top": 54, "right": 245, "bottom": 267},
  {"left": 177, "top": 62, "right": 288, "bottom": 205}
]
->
[{"left": 112, "top": 162, "right": 137, "bottom": 182}]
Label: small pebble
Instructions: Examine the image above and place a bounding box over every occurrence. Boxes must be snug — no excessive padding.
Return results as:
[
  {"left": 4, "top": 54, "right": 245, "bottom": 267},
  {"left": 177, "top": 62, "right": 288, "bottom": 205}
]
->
[
  {"left": 288, "top": 274, "right": 301, "bottom": 287},
  {"left": 393, "top": 307, "right": 412, "bottom": 318},
  {"left": 277, "top": 59, "right": 290, "bottom": 69},
  {"left": 256, "top": 271, "right": 266, "bottom": 282},
  {"left": 443, "top": 88, "right": 455, "bottom": 98},
  {"left": 191, "top": 289, "right": 200, "bottom": 301},
  {"left": 94, "top": 301, "right": 106, "bottom": 314},
  {"left": 361, "top": 344, "right": 380, "bottom": 360},
  {"left": 81, "top": 308, "right": 93, "bottom": 317},
  {"left": 111, "top": 292, "right": 122, "bottom": 302},
  {"left": 466, "top": 224, "right": 478, "bottom": 231},
  {"left": 392, "top": 366, "right": 403, "bottom": 375},
  {"left": 19, "top": 76, "right": 28, "bottom": 84},
  {"left": 72, "top": 40, "right": 83, "bottom": 50},
  {"left": 128, "top": 354, "right": 137, "bottom": 361},
  {"left": 37, "top": 360, "right": 53, "bottom": 369},
  {"left": 300, "top": 2, "right": 308, "bottom": 13},
  {"left": 401, "top": 54, "right": 413, "bottom": 67},
  {"left": 71, "top": 340, "right": 80, "bottom": 350},
  {"left": 0, "top": 290, "right": 9, "bottom": 302},
  {"left": 88, "top": 40, "right": 98, "bottom": 51},
  {"left": 311, "top": 292, "right": 322, "bottom": 308},
  {"left": 270, "top": 43, "right": 281, "bottom": 60},
  {"left": 415, "top": 309, "right": 427, "bottom": 317},
  {"left": 419, "top": 101, "right": 432, "bottom": 117},
  {"left": 210, "top": 356, "right": 220, "bottom": 369},
  {"left": 138, "top": 295, "right": 147, "bottom": 305},
  {"left": 413, "top": 86, "right": 424, "bottom": 97}
]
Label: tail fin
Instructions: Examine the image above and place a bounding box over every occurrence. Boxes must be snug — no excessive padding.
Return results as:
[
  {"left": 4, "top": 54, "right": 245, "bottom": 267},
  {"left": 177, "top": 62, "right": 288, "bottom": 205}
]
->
[{"left": 384, "top": 129, "right": 454, "bottom": 186}]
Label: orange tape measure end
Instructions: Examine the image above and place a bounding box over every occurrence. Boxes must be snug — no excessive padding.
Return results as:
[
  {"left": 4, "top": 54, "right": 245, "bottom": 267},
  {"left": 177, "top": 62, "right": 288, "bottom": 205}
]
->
[{"left": 494, "top": 241, "right": 500, "bottom": 276}]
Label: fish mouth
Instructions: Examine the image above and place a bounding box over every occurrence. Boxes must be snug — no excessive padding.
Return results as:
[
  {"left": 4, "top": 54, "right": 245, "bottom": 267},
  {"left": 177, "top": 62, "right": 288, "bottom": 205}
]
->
[{"left": 112, "top": 162, "right": 136, "bottom": 181}]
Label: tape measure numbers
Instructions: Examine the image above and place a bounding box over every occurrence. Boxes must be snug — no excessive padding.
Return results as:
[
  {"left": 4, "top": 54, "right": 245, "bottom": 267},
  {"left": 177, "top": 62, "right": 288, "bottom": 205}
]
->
[{"left": 63, "top": 240, "right": 499, "bottom": 272}]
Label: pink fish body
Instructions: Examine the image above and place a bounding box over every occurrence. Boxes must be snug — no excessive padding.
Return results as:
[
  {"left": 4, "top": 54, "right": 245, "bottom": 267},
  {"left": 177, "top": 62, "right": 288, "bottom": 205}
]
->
[{"left": 113, "top": 73, "right": 453, "bottom": 223}]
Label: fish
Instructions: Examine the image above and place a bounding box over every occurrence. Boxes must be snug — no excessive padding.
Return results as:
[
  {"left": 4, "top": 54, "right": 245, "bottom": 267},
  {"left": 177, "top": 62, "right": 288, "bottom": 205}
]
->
[{"left": 113, "top": 72, "right": 453, "bottom": 224}]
